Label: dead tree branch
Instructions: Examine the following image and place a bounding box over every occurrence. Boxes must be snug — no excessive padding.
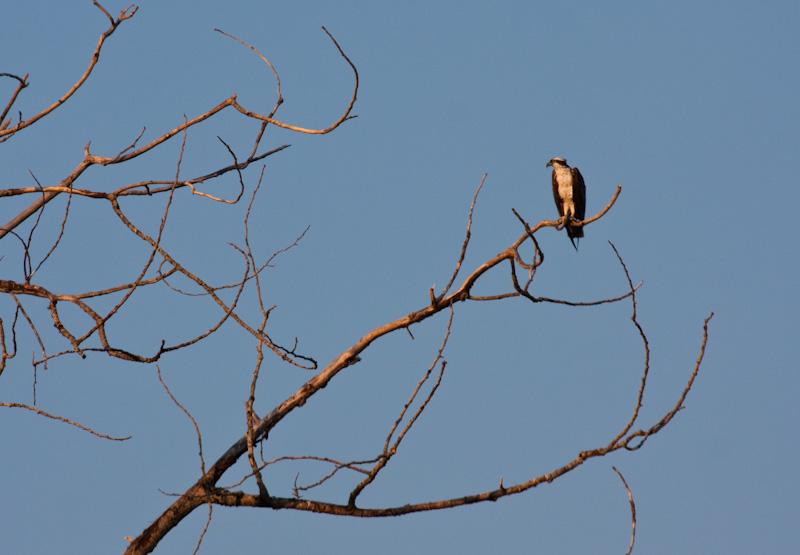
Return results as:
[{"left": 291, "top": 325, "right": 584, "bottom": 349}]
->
[
  {"left": 0, "top": 12, "right": 357, "bottom": 240},
  {"left": 613, "top": 466, "right": 636, "bottom": 555},
  {"left": 2, "top": 12, "right": 711, "bottom": 554},
  {"left": 0, "top": 402, "right": 131, "bottom": 440},
  {"left": 119, "top": 175, "right": 711, "bottom": 555}
]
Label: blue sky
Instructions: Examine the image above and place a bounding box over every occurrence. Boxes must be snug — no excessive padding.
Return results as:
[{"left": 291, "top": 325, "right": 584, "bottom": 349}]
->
[{"left": 2, "top": 1, "right": 798, "bottom": 553}]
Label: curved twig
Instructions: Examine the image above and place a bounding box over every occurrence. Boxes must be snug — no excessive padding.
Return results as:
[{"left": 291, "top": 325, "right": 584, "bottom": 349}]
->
[
  {"left": 157, "top": 365, "right": 205, "bottom": 474},
  {"left": 227, "top": 27, "right": 359, "bottom": 135},
  {"left": 613, "top": 466, "right": 636, "bottom": 555}
]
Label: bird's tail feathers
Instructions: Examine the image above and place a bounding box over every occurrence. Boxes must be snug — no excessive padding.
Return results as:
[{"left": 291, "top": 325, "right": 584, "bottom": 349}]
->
[{"left": 567, "top": 224, "right": 583, "bottom": 250}]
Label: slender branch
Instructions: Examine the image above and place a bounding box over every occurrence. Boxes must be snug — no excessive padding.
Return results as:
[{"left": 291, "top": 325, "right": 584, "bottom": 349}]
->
[
  {"left": 510, "top": 207, "right": 544, "bottom": 274},
  {"left": 0, "top": 72, "right": 29, "bottom": 132},
  {"left": 223, "top": 453, "right": 377, "bottom": 493},
  {"left": 8, "top": 293, "right": 47, "bottom": 371},
  {"left": 440, "top": 175, "right": 485, "bottom": 298},
  {"left": 157, "top": 366, "right": 205, "bottom": 475},
  {"left": 246, "top": 324, "right": 270, "bottom": 500},
  {"left": 348, "top": 306, "right": 453, "bottom": 507},
  {"left": 0, "top": 3, "right": 138, "bottom": 140},
  {"left": 607, "top": 241, "right": 650, "bottom": 446},
  {"left": 213, "top": 29, "right": 283, "bottom": 112},
  {"left": 613, "top": 466, "right": 636, "bottom": 555},
  {"left": 28, "top": 183, "right": 73, "bottom": 280},
  {"left": 622, "top": 311, "right": 714, "bottom": 450},
  {"left": 227, "top": 27, "right": 359, "bottom": 135},
  {"left": 0, "top": 402, "right": 131, "bottom": 440},
  {"left": 0, "top": 311, "right": 19, "bottom": 377},
  {"left": 192, "top": 503, "right": 213, "bottom": 555},
  {"left": 0, "top": 23, "right": 357, "bottom": 241},
  {"left": 195, "top": 303, "right": 712, "bottom": 520}
]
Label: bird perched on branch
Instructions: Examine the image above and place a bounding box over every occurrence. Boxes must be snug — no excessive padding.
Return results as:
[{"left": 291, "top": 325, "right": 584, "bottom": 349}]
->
[{"left": 546, "top": 157, "right": 586, "bottom": 250}]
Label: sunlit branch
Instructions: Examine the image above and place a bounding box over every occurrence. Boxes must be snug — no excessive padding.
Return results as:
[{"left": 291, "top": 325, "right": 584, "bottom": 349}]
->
[
  {"left": 0, "top": 402, "right": 131, "bottom": 440},
  {"left": 348, "top": 306, "right": 453, "bottom": 508},
  {"left": 0, "top": 3, "right": 138, "bottom": 141},
  {"left": 0, "top": 21, "right": 357, "bottom": 241},
  {"left": 157, "top": 365, "right": 205, "bottom": 474},
  {"left": 440, "top": 175, "right": 485, "bottom": 298},
  {"left": 613, "top": 466, "right": 636, "bottom": 555}
]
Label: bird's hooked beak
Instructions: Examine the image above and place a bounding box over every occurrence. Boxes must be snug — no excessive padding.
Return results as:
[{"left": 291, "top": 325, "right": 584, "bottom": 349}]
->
[{"left": 546, "top": 160, "right": 553, "bottom": 168}]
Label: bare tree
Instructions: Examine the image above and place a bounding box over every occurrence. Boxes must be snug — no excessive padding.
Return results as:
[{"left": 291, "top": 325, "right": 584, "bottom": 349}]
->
[{"left": 1, "top": 4, "right": 712, "bottom": 554}]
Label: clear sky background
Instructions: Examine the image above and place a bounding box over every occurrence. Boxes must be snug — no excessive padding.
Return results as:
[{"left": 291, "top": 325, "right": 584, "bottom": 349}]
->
[{"left": 2, "top": 1, "right": 798, "bottom": 554}]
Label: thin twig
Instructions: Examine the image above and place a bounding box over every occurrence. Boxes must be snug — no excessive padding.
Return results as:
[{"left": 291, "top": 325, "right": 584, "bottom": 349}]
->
[
  {"left": 157, "top": 366, "right": 205, "bottom": 474},
  {"left": 612, "top": 466, "right": 636, "bottom": 555},
  {"left": 608, "top": 241, "right": 650, "bottom": 446},
  {"left": 348, "top": 305, "right": 453, "bottom": 508},
  {"left": 0, "top": 3, "right": 138, "bottom": 139},
  {"left": 441, "top": 175, "right": 486, "bottom": 298},
  {"left": 1, "top": 402, "right": 131, "bottom": 440}
]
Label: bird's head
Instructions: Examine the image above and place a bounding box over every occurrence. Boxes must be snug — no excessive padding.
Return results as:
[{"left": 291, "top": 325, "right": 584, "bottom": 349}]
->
[{"left": 546, "top": 157, "right": 568, "bottom": 168}]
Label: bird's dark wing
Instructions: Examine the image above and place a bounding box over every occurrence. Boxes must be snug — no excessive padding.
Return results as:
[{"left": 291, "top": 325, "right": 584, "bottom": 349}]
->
[
  {"left": 571, "top": 167, "right": 586, "bottom": 221},
  {"left": 552, "top": 170, "right": 565, "bottom": 218},
  {"left": 565, "top": 167, "right": 587, "bottom": 249}
]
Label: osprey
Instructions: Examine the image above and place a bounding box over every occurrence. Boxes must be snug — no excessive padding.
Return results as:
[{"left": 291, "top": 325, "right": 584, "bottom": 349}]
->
[{"left": 546, "top": 157, "right": 586, "bottom": 250}]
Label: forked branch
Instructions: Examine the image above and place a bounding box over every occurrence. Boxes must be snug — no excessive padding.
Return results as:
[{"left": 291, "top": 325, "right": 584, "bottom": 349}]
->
[
  {"left": 0, "top": 2, "right": 138, "bottom": 141},
  {"left": 2, "top": 11, "right": 711, "bottom": 553},
  {"left": 121, "top": 177, "right": 710, "bottom": 555},
  {"left": 0, "top": 15, "right": 358, "bottom": 240}
]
